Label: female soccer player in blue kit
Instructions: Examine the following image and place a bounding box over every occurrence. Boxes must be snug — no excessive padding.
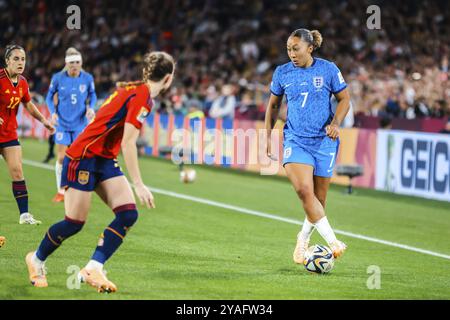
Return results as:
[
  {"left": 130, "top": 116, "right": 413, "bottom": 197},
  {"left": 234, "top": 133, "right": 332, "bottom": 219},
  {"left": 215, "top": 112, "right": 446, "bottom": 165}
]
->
[
  {"left": 46, "top": 48, "right": 97, "bottom": 202},
  {"left": 265, "top": 29, "right": 351, "bottom": 264}
]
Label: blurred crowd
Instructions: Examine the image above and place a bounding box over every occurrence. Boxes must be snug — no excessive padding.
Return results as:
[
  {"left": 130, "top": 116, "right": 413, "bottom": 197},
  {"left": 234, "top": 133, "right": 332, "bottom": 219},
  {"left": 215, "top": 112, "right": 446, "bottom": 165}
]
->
[{"left": 1, "top": 0, "right": 449, "bottom": 122}]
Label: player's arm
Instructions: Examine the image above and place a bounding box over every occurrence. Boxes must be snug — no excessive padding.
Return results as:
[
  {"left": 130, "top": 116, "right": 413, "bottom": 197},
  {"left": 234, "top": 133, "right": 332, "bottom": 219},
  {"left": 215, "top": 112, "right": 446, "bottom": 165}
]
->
[
  {"left": 86, "top": 76, "right": 97, "bottom": 121},
  {"left": 121, "top": 123, "right": 155, "bottom": 209},
  {"left": 46, "top": 75, "right": 59, "bottom": 125},
  {"left": 326, "top": 88, "right": 351, "bottom": 140},
  {"left": 24, "top": 101, "right": 55, "bottom": 134},
  {"left": 264, "top": 93, "right": 283, "bottom": 159}
]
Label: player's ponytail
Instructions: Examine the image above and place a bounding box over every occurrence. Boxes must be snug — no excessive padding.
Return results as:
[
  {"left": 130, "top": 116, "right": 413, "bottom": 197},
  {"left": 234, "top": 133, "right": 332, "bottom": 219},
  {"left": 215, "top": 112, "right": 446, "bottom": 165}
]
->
[
  {"left": 310, "top": 30, "right": 323, "bottom": 50},
  {"left": 116, "top": 80, "right": 145, "bottom": 88},
  {"left": 290, "top": 28, "right": 323, "bottom": 51},
  {"left": 143, "top": 51, "right": 175, "bottom": 82},
  {"left": 116, "top": 51, "right": 174, "bottom": 88}
]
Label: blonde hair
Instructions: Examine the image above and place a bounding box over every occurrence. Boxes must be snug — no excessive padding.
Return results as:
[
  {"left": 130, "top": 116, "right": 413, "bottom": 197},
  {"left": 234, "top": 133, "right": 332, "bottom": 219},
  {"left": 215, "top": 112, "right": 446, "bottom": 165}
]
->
[
  {"left": 117, "top": 51, "right": 175, "bottom": 88},
  {"left": 310, "top": 30, "right": 323, "bottom": 50},
  {"left": 63, "top": 47, "right": 83, "bottom": 72}
]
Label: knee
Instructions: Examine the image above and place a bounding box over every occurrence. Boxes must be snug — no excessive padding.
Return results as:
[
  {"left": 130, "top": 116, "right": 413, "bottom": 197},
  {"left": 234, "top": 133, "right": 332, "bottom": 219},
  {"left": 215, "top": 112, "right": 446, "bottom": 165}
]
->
[
  {"left": 10, "top": 166, "right": 23, "bottom": 180},
  {"left": 61, "top": 217, "right": 85, "bottom": 235},
  {"left": 294, "top": 183, "right": 314, "bottom": 201},
  {"left": 118, "top": 210, "right": 138, "bottom": 227}
]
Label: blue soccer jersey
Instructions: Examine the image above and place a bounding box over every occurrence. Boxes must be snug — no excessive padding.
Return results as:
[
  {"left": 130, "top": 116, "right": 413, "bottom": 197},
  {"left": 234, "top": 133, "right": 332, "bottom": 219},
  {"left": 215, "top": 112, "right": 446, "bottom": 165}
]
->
[
  {"left": 271, "top": 58, "right": 347, "bottom": 177},
  {"left": 270, "top": 58, "right": 347, "bottom": 141},
  {"left": 46, "top": 70, "right": 97, "bottom": 130}
]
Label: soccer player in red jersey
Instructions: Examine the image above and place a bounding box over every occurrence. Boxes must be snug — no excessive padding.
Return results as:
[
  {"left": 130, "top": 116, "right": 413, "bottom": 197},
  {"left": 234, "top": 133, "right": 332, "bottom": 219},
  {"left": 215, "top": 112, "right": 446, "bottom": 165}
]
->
[
  {"left": 0, "top": 45, "right": 55, "bottom": 225},
  {"left": 26, "top": 51, "right": 175, "bottom": 293}
]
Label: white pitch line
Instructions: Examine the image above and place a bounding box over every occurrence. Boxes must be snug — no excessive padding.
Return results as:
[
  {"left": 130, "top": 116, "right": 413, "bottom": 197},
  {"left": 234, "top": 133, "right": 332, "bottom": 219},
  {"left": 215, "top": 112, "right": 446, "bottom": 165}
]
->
[{"left": 22, "top": 159, "right": 450, "bottom": 261}]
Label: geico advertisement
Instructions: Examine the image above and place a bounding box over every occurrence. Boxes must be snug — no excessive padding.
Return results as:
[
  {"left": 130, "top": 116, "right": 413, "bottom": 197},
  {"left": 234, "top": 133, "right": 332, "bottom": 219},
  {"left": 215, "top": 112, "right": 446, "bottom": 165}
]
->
[{"left": 376, "top": 130, "right": 450, "bottom": 202}]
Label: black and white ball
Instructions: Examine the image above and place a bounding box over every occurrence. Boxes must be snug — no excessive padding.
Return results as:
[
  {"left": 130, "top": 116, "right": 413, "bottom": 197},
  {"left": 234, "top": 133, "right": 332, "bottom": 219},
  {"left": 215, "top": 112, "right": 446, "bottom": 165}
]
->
[
  {"left": 303, "top": 244, "right": 335, "bottom": 274},
  {"left": 180, "top": 168, "right": 196, "bottom": 183}
]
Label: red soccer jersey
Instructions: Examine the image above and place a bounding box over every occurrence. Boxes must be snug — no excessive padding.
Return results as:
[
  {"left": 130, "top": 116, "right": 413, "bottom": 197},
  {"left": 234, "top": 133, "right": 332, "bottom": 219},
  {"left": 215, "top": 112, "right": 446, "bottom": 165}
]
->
[
  {"left": 0, "top": 68, "right": 31, "bottom": 143},
  {"left": 66, "top": 83, "right": 152, "bottom": 160}
]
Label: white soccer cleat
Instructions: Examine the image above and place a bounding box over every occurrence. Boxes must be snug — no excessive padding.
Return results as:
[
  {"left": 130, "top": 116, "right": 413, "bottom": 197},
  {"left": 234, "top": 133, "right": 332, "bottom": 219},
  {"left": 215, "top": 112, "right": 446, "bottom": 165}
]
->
[
  {"left": 19, "top": 213, "right": 42, "bottom": 225},
  {"left": 330, "top": 240, "right": 347, "bottom": 259},
  {"left": 293, "top": 238, "right": 309, "bottom": 264}
]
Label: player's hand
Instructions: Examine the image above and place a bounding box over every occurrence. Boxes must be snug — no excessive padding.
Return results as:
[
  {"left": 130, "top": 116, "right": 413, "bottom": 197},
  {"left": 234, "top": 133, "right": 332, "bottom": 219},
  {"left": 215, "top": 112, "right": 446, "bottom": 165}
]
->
[
  {"left": 326, "top": 124, "right": 339, "bottom": 140},
  {"left": 43, "top": 119, "right": 56, "bottom": 135},
  {"left": 266, "top": 135, "right": 277, "bottom": 160},
  {"left": 86, "top": 108, "right": 95, "bottom": 123},
  {"left": 51, "top": 113, "right": 58, "bottom": 126},
  {"left": 133, "top": 183, "right": 156, "bottom": 209},
  {"left": 0, "top": 117, "right": 3, "bottom": 126}
]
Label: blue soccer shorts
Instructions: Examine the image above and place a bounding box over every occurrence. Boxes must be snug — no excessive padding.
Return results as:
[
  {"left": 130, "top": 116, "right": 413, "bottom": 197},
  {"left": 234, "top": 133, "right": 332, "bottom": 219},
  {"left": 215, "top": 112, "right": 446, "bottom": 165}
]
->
[
  {"left": 55, "top": 127, "right": 85, "bottom": 146},
  {"left": 61, "top": 156, "right": 124, "bottom": 191},
  {"left": 282, "top": 137, "right": 340, "bottom": 178},
  {"left": 0, "top": 139, "right": 20, "bottom": 149}
]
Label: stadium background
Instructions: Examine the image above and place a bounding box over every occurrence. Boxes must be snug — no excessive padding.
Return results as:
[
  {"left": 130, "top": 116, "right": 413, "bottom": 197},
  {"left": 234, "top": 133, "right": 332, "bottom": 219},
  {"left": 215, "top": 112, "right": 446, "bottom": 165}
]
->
[
  {"left": 0, "top": 0, "right": 450, "bottom": 300},
  {"left": 5, "top": 0, "right": 450, "bottom": 201}
]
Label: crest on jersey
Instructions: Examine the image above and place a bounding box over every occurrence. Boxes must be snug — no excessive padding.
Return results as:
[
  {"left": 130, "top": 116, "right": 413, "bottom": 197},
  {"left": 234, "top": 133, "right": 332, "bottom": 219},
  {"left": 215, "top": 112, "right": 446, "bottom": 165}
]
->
[
  {"left": 313, "top": 76, "right": 324, "bottom": 89},
  {"left": 79, "top": 84, "right": 87, "bottom": 93},
  {"left": 284, "top": 147, "right": 292, "bottom": 159},
  {"left": 137, "top": 107, "right": 149, "bottom": 123},
  {"left": 78, "top": 171, "right": 90, "bottom": 185}
]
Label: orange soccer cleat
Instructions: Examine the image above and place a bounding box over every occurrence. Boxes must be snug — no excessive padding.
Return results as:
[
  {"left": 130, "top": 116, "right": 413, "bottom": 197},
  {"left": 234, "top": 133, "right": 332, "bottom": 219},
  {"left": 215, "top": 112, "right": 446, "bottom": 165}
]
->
[
  {"left": 78, "top": 268, "right": 117, "bottom": 293},
  {"left": 293, "top": 238, "right": 309, "bottom": 264},
  {"left": 25, "top": 251, "right": 48, "bottom": 288},
  {"left": 0, "top": 236, "right": 6, "bottom": 248},
  {"left": 52, "top": 192, "right": 64, "bottom": 203},
  {"left": 330, "top": 240, "right": 347, "bottom": 259}
]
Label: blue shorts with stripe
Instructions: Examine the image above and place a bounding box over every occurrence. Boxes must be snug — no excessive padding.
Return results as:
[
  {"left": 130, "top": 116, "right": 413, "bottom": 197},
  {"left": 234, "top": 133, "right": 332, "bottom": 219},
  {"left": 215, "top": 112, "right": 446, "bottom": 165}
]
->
[
  {"left": 282, "top": 136, "right": 340, "bottom": 178},
  {"left": 61, "top": 156, "right": 124, "bottom": 191},
  {"left": 55, "top": 127, "right": 85, "bottom": 146}
]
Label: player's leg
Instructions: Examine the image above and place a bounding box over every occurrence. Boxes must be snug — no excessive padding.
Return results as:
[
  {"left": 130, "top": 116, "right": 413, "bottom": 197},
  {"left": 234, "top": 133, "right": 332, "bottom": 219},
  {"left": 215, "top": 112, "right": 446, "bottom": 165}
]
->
[
  {"left": 42, "top": 134, "right": 55, "bottom": 163},
  {"left": 313, "top": 141, "right": 346, "bottom": 258},
  {"left": 285, "top": 163, "right": 327, "bottom": 261},
  {"left": 313, "top": 175, "right": 330, "bottom": 208},
  {"left": 1, "top": 142, "right": 41, "bottom": 224},
  {"left": 26, "top": 157, "right": 94, "bottom": 287},
  {"left": 53, "top": 131, "right": 70, "bottom": 202},
  {"left": 78, "top": 175, "right": 135, "bottom": 293}
]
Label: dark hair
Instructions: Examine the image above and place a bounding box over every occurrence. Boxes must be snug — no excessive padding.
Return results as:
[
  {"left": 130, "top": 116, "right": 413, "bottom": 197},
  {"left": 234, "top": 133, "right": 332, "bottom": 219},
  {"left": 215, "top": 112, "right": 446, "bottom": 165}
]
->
[
  {"left": 4, "top": 44, "right": 25, "bottom": 61},
  {"left": 117, "top": 51, "right": 175, "bottom": 88},
  {"left": 290, "top": 29, "right": 323, "bottom": 50}
]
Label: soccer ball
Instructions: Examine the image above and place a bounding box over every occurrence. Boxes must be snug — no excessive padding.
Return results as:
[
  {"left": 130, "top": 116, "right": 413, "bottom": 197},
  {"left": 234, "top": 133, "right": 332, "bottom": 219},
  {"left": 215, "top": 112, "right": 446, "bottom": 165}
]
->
[
  {"left": 303, "top": 244, "right": 334, "bottom": 274},
  {"left": 180, "top": 168, "right": 196, "bottom": 183}
]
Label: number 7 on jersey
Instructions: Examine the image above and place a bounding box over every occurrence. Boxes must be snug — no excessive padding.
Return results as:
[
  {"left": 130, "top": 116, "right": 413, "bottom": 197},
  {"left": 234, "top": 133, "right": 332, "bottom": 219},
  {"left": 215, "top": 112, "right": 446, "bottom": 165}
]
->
[{"left": 300, "top": 92, "right": 308, "bottom": 108}]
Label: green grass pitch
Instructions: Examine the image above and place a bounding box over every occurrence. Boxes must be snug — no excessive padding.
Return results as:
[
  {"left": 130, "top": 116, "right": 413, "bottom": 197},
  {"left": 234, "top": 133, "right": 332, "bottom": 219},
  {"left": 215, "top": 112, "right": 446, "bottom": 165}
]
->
[{"left": 0, "top": 139, "right": 449, "bottom": 299}]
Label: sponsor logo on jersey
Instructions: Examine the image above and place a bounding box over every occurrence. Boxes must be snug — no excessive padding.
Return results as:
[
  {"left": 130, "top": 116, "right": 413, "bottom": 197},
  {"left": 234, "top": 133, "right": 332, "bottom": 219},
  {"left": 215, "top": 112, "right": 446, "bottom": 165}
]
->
[
  {"left": 78, "top": 171, "right": 90, "bottom": 185},
  {"left": 137, "top": 107, "right": 149, "bottom": 123},
  {"left": 5, "top": 89, "right": 10, "bottom": 94},
  {"left": 79, "top": 84, "right": 87, "bottom": 93},
  {"left": 313, "top": 76, "right": 323, "bottom": 89}
]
